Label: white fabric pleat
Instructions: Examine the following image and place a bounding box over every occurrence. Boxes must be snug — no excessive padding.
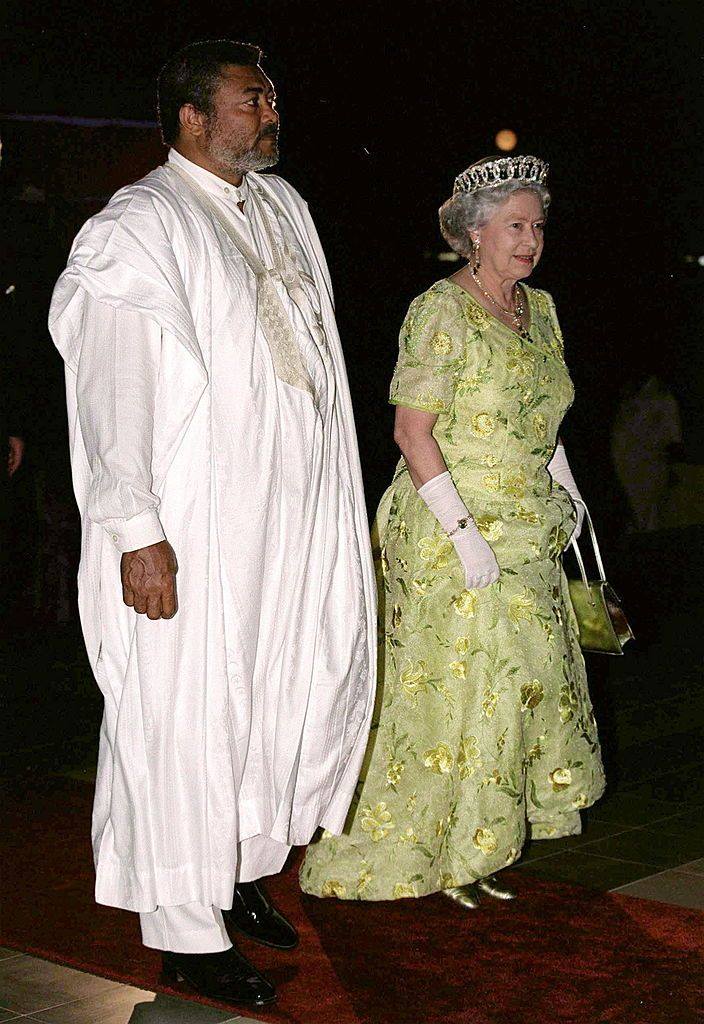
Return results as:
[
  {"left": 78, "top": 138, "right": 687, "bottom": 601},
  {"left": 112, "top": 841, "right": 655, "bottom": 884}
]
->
[{"left": 49, "top": 158, "right": 377, "bottom": 912}]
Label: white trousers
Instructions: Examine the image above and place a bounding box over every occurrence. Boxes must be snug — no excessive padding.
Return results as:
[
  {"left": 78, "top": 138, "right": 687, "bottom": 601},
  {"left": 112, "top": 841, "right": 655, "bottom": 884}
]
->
[{"left": 139, "top": 903, "right": 232, "bottom": 953}]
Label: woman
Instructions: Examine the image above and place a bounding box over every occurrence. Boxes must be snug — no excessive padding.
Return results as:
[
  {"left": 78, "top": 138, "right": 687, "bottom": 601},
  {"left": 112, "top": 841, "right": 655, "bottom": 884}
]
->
[{"left": 300, "top": 156, "right": 605, "bottom": 907}]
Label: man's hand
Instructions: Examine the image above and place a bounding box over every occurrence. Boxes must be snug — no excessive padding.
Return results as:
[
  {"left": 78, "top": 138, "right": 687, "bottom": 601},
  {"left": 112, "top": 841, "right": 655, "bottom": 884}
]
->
[
  {"left": 121, "top": 540, "right": 178, "bottom": 620},
  {"left": 7, "top": 436, "right": 25, "bottom": 478}
]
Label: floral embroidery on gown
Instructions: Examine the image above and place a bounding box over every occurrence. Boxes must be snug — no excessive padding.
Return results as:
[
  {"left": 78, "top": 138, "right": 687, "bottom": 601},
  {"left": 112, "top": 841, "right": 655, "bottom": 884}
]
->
[{"left": 300, "top": 279, "right": 605, "bottom": 900}]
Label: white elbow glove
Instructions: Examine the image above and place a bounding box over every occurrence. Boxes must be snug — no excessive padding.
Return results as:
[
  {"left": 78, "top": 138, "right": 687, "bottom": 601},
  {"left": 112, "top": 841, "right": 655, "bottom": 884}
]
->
[
  {"left": 418, "top": 471, "right": 500, "bottom": 589},
  {"left": 547, "top": 442, "right": 585, "bottom": 541}
]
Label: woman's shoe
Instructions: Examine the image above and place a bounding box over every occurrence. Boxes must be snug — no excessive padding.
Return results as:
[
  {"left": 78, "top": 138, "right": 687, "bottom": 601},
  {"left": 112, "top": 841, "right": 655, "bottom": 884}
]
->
[
  {"left": 476, "top": 874, "right": 517, "bottom": 900},
  {"left": 442, "top": 883, "right": 481, "bottom": 909}
]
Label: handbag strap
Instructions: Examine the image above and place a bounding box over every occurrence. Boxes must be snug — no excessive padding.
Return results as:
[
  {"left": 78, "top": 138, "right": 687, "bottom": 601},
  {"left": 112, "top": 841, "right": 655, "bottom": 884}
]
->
[{"left": 570, "top": 505, "right": 607, "bottom": 584}]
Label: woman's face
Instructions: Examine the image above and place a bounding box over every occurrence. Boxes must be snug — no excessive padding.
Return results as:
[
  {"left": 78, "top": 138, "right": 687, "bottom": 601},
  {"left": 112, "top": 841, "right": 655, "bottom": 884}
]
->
[{"left": 473, "top": 189, "right": 545, "bottom": 281}]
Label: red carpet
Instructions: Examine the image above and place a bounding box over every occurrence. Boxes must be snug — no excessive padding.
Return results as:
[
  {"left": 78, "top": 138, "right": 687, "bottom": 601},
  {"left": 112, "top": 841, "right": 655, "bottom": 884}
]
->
[{"left": 2, "top": 776, "right": 703, "bottom": 1024}]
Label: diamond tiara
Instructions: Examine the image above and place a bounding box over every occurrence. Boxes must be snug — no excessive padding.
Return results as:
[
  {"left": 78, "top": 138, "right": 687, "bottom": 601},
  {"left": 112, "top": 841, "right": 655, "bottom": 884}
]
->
[{"left": 453, "top": 156, "right": 549, "bottom": 196}]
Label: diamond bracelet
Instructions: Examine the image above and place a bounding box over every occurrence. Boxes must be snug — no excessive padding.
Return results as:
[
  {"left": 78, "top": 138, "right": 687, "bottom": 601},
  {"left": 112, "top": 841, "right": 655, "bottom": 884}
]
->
[{"left": 448, "top": 516, "right": 472, "bottom": 538}]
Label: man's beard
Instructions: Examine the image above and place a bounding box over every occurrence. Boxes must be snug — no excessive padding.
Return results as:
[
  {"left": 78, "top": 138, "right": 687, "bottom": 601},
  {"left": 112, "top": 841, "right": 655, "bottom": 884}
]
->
[
  {"left": 237, "top": 142, "right": 279, "bottom": 172},
  {"left": 206, "top": 121, "right": 279, "bottom": 175}
]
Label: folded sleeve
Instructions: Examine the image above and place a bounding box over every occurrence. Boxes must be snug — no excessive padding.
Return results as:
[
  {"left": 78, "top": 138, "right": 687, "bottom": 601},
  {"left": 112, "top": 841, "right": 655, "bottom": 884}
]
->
[
  {"left": 76, "top": 293, "right": 166, "bottom": 553},
  {"left": 390, "top": 288, "right": 466, "bottom": 414}
]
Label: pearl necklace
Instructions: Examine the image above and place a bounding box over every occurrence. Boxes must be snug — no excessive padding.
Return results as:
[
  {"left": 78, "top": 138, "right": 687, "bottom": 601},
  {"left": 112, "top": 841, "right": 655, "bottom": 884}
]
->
[{"left": 471, "top": 268, "right": 529, "bottom": 339}]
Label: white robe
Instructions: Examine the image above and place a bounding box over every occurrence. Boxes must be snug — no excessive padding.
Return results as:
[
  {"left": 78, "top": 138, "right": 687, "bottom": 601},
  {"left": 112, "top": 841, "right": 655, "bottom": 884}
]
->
[{"left": 49, "top": 156, "right": 377, "bottom": 913}]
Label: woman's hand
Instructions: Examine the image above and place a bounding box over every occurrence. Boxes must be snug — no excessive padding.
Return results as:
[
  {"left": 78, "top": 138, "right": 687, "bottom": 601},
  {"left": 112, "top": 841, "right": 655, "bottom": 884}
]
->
[
  {"left": 548, "top": 440, "right": 586, "bottom": 542},
  {"left": 394, "top": 411, "right": 501, "bottom": 589},
  {"left": 451, "top": 520, "right": 501, "bottom": 589},
  {"left": 416, "top": 470, "right": 500, "bottom": 590}
]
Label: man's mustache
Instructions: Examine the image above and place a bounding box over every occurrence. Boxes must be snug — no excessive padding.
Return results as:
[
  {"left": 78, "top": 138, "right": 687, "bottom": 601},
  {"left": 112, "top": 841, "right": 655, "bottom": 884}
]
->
[{"left": 259, "top": 126, "right": 279, "bottom": 140}]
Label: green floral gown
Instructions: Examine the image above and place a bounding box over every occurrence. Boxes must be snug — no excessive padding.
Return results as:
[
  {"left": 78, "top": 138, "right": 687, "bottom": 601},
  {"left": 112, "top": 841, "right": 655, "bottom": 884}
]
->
[{"left": 300, "top": 280, "right": 605, "bottom": 901}]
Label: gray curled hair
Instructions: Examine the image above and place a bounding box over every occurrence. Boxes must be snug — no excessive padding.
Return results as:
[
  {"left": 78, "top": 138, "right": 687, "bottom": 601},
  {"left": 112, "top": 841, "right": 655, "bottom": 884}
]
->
[{"left": 439, "top": 181, "right": 551, "bottom": 258}]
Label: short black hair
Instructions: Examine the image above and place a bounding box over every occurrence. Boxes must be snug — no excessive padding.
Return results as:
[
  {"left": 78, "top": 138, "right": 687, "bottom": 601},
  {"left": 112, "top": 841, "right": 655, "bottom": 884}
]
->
[{"left": 157, "top": 39, "right": 263, "bottom": 146}]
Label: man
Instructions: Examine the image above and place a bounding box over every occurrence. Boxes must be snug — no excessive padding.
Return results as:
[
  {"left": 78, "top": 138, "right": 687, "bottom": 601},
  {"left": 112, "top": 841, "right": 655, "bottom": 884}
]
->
[{"left": 49, "top": 39, "right": 377, "bottom": 1008}]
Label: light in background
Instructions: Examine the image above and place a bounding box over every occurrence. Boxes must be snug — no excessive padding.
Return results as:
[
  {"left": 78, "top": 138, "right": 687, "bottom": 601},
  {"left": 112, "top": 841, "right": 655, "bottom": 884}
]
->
[
  {"left": 495, "top": 129, "right": 518, "bottom": 152},
  {"left": 426, "top": 251, "right": 461, "bottom": 262}
]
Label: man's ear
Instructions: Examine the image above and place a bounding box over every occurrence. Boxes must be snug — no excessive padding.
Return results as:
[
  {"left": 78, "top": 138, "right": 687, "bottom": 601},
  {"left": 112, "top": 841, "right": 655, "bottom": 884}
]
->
[{"left": 179, "top": 103, "right": 208, "bottom": 141}]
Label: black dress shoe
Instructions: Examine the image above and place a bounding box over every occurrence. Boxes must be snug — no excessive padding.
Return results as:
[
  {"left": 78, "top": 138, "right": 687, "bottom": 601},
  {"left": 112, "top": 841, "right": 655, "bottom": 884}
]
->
[
  {"left": 161, "top": 947, "right": 276, "bottom": 1007},
  {"left": 223, "top": 880, "right": 299, "bottom": 949}
]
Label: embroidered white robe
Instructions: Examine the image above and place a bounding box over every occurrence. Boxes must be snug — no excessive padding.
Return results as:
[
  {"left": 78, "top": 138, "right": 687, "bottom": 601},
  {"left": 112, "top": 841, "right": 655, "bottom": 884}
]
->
[{"left": 49, "top": 156, "right": 377, "bottom": 913}]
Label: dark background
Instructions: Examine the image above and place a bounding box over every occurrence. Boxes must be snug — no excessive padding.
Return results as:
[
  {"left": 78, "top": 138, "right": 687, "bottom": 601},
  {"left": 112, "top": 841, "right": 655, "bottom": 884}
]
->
[
  {"left": 1, "top": 0, "right": 703, "bottom": 784},
  {"left": 3, "top": 0, "right": 704, "bottom": 496}
]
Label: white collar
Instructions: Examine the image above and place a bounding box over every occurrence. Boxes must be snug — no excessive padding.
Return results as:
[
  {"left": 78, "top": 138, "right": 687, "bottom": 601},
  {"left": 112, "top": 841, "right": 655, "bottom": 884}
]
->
[{"left": 168, "top": 148, "right": 249, "bottom": 204}]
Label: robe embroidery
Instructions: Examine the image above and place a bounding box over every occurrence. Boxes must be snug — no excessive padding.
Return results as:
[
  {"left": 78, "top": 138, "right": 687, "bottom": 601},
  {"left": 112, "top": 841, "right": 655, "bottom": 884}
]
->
[{"left": 169, "top": 163, "right": 316, "bottom": 401}]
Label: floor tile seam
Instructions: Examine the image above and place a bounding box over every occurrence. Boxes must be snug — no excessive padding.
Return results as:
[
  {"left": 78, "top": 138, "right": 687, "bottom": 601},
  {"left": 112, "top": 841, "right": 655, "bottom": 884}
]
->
[
  {"left": 637, "top": 810, "right": 704, "bottom": 826},
  {"left": 555, "top": 826, "right": 641, "bottom": 852},
  {"left": 671, "top": 859, "right": 704, "bottom": 874},
  {"left": 15, "top": 1016, "right": 60, "bottom": 1022},
  {"left": 518, "top": 825, "right": 641, "bottom": 864},
  {"left": 518, "top": 845, "right": 607, "bottom": 867},
  {"left": 584, "top": 821, "right": 704, "bottom": 849},
  {"left": 638, "top": 815, "right": 704, "bottom": 831},
  {"left": 4, "top": 988, "right": 250, "bottom": 1023},
  {"left": 609, "top": 861, "right": 695, "bottom": 891},
  {"left": 7, "top": 979, "right": 124, "bottom": 1018},
  {"left": 638, "top": 827, "right": 704, "bottom": 846},
  {"left": 577, "top": 849, "right": 685, "bottom": 870},
  {"left": 517, "top": 848, "right": 610, "bottom": 869},
  {"left": 516, "top": 852, "right": 563, "bottom": 866},
  {"left": 589, "top": 811, "right": 699, "bottom": 829}
]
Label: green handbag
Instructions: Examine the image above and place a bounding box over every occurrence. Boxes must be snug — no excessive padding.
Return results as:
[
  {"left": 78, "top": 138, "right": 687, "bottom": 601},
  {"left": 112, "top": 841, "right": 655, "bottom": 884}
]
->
[{"left": 566, "top": 509, "right": 634, "bottom": 655}]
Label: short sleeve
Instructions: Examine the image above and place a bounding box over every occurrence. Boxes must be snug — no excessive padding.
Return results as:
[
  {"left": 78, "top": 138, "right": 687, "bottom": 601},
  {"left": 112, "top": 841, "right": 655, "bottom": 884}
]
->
[
  {"left": 533, "top": 289, "right": 565, "bottom": 358},
  {"left": 390, "top": 287, "right": 466, "bottom": 414}
]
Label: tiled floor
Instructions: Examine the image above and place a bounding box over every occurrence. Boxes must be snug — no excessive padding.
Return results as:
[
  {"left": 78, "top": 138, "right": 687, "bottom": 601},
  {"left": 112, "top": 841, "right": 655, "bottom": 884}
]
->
[
  {"left": 0, "top": 947, "right": 259, "bottom": 1024},
  {"left": 515, "top": 777, "right": 704, "bottom": 908},
  {"left": 613, "top": 859, "right": 704, "bottom": 907}
]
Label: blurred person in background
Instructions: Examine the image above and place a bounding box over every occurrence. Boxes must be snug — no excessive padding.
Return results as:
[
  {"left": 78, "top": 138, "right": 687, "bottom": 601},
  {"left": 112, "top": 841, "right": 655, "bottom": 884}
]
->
[
  {"left": 1, "top": 274, "right": 26, "bottom": 609},
  {"left": 611, "top": 373, "right": 683, "bottom": 532}
]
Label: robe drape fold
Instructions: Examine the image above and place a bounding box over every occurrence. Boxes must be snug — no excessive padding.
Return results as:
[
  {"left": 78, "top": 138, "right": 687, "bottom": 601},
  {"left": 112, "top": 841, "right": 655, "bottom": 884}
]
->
[{"left": 49, "top": 166, "right": 377, "bottom": 911}]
